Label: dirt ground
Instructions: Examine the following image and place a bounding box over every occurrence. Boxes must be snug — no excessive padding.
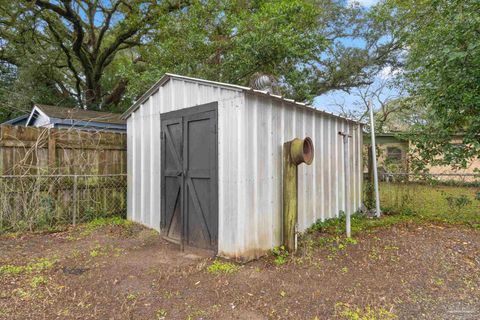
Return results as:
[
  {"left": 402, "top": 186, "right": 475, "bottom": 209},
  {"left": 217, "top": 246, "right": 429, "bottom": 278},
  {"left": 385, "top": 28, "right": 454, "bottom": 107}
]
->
[{"left": 0, "top": 221, "right": 479, "bottom": 320}]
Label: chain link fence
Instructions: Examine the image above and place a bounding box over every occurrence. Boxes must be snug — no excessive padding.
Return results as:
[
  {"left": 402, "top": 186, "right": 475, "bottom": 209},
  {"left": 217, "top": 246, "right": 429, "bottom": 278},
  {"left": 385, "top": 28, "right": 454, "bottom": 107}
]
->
[
  {"left": 365, "top": 172, "right": 480, "bottom": 225},
  {"left": 0, "top": 174, "right": 127, "bottom": 233}
]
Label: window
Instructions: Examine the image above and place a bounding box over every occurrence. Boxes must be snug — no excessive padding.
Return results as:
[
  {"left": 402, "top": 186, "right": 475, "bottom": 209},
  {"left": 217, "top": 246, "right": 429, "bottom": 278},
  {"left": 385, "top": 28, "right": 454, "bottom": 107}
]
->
[{"left": 387, "top": 147, "right": 402, "bottom": 162}]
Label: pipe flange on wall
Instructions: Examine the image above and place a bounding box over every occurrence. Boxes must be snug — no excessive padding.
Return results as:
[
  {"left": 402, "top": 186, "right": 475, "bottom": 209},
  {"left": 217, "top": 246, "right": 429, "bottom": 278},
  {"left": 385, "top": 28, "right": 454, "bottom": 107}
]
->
[
  {"left": 289, "top": 137, "right": 314, "bottom": 165},
  {"left": 283, "top": 137, "right": 314, "bottom": 252}
]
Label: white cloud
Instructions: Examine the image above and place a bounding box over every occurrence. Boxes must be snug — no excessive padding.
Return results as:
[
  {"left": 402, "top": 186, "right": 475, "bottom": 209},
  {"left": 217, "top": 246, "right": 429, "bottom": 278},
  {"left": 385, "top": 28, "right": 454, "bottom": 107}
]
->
[
  {"left": 348, "top": 0, "right": 380, "bottom": 7},
  {"left": 379, "top": 66, "right": 401, "bottom": 80}
]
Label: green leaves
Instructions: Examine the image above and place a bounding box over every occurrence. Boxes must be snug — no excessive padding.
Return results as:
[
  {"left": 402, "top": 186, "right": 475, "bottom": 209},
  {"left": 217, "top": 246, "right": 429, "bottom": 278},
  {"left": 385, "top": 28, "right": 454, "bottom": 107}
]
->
[
  {"left": 1, "top": 0, "right": 397, "bottom": 113},
  {"left": 125, "top": 0, "right": 393, "bottom": 104},
  {"left": 377, "top": 0, "right": 480, "bottom": 167},
  {"left": 126, "top": 0, "right": 323, "bottom": 99}
]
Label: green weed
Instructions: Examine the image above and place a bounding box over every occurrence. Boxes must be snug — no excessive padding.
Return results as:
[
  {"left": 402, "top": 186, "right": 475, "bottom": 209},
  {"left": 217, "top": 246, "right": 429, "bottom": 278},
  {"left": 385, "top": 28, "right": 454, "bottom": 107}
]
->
[
  {"left": 432, "top": 277, "right": 445, "bottom": 286},
  {"left": 444, "top": 194, "right": 472, "bottom": 213},
  {"left": 79, "top": 217, "right": 133, "bottom": 237},
  {"left": 86, "top": 217, "right": 132, "bottom": 228},
  {"left": 207, "top": 260, "right": 240, "bottom": 274},
  {"left": 335, "top": 302, "right": 397, "bottom": 320},
  {"left": 126, "top": 293, "right": 138, "bottom": 300},
  {"left": 0, "top": 307, "right": 10, "bottom": 317},
  {"left": 156, "top": 308, "right": 167, "bottom": 319},
  {"left": 314, "top": 236, "right": 358, "bottom": 258},
  {"left": 30, "top": 276, "right": 48, "bottom": 288},
  {"left": 384, "top": 245, "right": 399, "bottom": 251},
  {"left": 271, "top": 246, "right": 289, "bottom": 265},
  {"left": 0, "top": 257, "right": 57, "bottom": 275},
  {"left": 369, "top": 249, "right": 380, "bottom": 261},
  {"left": 13, "top": 288, "right": 31, "bottom": 299}
]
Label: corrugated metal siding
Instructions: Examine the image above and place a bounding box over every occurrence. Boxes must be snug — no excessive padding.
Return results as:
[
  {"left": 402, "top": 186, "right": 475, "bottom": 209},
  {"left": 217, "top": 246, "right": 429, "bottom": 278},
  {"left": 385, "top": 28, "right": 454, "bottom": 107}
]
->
[
  {"left": 218, "top": 93, "right": 363, "bottom": 259},
  {"left": 127, "top": 78, "right": 243, "bottom": 232},
  {"left": 127, "top": 75, "right": 363, "bottom": 260}
]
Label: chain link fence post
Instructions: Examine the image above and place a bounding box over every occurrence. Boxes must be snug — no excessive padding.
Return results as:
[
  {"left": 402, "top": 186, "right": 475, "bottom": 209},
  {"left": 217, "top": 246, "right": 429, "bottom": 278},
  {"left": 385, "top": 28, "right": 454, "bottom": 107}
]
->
[
  {"left": 0, "top": 174, "right": 127, "bottom": 233},
  {"left": 72, "top": 174, "right": 78, "bottom": 226}
]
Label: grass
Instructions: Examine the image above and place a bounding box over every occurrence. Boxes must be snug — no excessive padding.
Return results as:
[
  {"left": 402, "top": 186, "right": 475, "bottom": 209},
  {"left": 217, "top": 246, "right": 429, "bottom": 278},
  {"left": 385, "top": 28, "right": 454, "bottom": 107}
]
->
[
  {"left": 311, "top": 182, "right": 479, "bottom": 236},
  {"left": 85, "top": 216, "right": 132, "bottom": 228},
  {"left": 207, "top": 260, "right": 240, "bottom": 274},
  {"left": 0, "top": 257, "right": 57, "bottom": 275},
  {"left": 30, "top": 276, "right": 48, "bottom": 288},
  {"left": 335, "top": 302, "right": 397, "bottom": 320},
  {"left": 379, "top": 182, "right": 479, "bottom": 227},
  {"left": 90, "top": 249, "right": 99, "bottom": 257},
  {"left": 78, "top": 217, "right": 133, "bottom": 237},
  {"left": 1, "top": 215, "right": 130, "bottom": 238}
]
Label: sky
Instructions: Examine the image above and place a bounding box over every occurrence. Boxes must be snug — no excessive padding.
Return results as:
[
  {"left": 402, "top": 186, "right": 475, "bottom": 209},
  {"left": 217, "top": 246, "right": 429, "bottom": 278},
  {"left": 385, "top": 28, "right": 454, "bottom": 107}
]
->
[
  {"left": 313, "top": 66, "right": 400, "bottom": 117},
  {"left": 348, "top": 0, "right": 381, "bottom": 7},
  {"left": 311, "top": 0, "right": 401, "bottom": 118}
]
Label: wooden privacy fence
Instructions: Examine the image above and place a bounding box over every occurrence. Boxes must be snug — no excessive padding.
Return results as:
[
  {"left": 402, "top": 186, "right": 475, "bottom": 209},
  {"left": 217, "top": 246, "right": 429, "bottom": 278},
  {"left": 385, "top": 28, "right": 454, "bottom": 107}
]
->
[
  {"left": 0, "top": 126, "right": 127, "bottom": 232},
  {"left": 0, "top": 125, "right": 126, "bottom": 175}
]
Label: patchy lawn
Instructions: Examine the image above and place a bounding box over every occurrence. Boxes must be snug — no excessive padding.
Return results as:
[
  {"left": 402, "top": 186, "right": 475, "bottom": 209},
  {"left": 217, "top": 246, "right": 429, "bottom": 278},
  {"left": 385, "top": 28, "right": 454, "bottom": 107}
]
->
[
  {"left": 1, "top": 216, "right": 479, "bottom": 320},
  {"left": 379, "top": 182, "right": 480, "bottom": 227}
]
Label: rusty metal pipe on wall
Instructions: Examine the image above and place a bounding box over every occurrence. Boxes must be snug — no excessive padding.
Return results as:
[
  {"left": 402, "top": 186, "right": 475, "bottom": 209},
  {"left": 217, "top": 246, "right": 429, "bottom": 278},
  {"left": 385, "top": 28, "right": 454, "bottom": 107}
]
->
[{"left": 283, "top": 137, "right": 314, "bottom": 252}]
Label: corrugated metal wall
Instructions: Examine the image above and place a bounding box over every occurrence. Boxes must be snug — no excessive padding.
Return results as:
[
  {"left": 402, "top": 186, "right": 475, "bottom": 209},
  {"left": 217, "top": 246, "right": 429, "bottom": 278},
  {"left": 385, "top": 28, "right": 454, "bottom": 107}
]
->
[
  {"left": 126, "top": 78, "right": 243, "bottom": 232},
  {"left": 218, "top": 93, "right": 363, "bottom": 259},
  {"left": 127, "top": 75, "right": 363, "bottom": 260}
]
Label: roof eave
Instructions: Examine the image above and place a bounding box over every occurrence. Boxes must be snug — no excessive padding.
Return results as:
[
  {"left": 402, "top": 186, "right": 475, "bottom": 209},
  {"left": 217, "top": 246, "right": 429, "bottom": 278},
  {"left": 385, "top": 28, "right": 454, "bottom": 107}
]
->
[
  {"left": 1, "top": 114, "right": 29, "bottom": 125},
  {"left": 51, "top": 118, "right": 126, "bottom": 130},
  {"left": 121, "top": 74, "right": 171, "bottom": 120},
  {"left": 245, "top": 90, "right": 364, "bottom": 126},
  {"left": 121, "top": 73, "right": 364, "bottom": 126},
  {"left": 121, "top": 73, "right": 248, "bottom": 120}
]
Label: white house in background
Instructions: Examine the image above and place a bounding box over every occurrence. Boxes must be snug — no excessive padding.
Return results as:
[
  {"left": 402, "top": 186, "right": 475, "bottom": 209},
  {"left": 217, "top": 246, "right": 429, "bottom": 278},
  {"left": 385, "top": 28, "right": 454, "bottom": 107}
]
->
[{"left": 3, "top": 104, "right": 126, "bottom": 132}]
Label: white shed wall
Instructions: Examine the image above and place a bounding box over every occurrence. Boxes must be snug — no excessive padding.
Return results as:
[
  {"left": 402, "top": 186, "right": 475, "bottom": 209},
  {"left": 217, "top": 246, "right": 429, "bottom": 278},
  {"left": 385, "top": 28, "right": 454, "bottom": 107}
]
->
[
  {"left": 127, "top": 75, "right": 363, "bottom": 260},
  {"left": 126, "top": 78, "right": 243, "bottom": 233},
  {"left": 217, "top": 93, "right": 363, "bottom": 259}
]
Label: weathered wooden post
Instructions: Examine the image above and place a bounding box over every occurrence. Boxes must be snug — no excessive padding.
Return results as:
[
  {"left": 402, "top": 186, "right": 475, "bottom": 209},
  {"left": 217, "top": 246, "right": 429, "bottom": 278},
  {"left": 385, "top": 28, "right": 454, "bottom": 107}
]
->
[
  {"left": 47, "top": 129, "right": 57, "bottom": 172},
  {"left": 283, "top": 137, "right": 314, "bottom": 252}
]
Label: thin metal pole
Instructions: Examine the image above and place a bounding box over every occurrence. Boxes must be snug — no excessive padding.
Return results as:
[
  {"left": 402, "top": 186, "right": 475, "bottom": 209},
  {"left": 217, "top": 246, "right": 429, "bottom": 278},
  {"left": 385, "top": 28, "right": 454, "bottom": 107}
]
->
[
  {"left": 339, "top": 129, "right": 352, "bottom": 238},
  {"left": 73, "top": 174, "right": 78, "bottom": 226},
  {"left": 368, "top": 101, "right": 381, "bottom": 217}
]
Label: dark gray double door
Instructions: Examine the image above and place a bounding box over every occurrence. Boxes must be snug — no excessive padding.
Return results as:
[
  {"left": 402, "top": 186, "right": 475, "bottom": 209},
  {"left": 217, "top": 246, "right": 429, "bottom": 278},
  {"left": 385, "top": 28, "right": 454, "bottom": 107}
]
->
[{"left": 161, "top": 103, "right": 218, "bottom": 251}]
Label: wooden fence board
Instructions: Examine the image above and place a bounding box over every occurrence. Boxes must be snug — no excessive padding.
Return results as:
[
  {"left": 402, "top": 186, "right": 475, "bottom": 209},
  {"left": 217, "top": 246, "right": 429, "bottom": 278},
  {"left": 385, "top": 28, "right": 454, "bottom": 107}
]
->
[
  {"left": 0, "top": 125, "right": 128, "bottom": 231},
  {"left": 0, "top": 125, "right": 126, "bottom": 175}
]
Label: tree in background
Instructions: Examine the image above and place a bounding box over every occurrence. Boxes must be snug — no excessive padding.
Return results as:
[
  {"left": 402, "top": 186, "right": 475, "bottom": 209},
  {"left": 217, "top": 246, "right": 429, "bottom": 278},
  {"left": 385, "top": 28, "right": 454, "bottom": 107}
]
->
[
  {"left": 0, "top": 0, "right": 397, "bottom": 116},
  {"left": 374, "top": 0, "right": 480, "bottom": 169},
  {"left": 124, "top": 0, "right": 398, "bottom": 104},
  {"left": 0, "top": 0, "right": 188, "bottom": 112}
]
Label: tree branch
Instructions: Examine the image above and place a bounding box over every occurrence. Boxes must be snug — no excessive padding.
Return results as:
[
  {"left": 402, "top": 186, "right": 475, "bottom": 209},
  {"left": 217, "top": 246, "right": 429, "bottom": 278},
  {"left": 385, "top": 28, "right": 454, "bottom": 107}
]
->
[{"left": 45, "top": 20, "right": 83, "bottom": 104}]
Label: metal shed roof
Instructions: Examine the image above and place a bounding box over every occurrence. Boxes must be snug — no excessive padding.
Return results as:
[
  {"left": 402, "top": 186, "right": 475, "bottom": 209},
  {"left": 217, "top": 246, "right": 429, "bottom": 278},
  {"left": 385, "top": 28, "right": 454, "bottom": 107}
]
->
[{"left": 122, "top": 73, "right": 361, "bottom": 124}]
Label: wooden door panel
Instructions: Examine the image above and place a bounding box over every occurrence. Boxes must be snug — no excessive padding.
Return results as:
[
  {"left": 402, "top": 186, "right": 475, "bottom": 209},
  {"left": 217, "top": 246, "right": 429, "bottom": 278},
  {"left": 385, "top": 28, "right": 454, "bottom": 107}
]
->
[{"left": 161, "top": 103, "right": 218, "bottom": 251}]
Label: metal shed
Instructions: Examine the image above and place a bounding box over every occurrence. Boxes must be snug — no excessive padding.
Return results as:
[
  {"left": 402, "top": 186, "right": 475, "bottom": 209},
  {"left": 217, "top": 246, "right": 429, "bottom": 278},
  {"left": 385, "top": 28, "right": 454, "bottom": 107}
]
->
[{"left": 123, "top": 73, "right": 363, "bottom": 260}]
